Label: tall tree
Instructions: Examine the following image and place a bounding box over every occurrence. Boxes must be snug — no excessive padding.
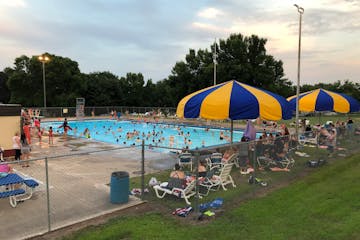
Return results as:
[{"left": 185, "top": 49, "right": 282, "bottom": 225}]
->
[
  {"left": 82, "top": 71, "right": 120, "bottom": 106},
  {"left": 161, "top": 33, "right": 292, "bottom": 106},
  {"left": 0, "top": 71, "right": 10, "bottom": 103},
  {"left": 119, "top": 73, "right": 145, "bottom": 106},
  {"left": 6, "top": 53, "right": 84, "bottom": 106},
  {"left": 3, "top": 34, "right": 358, "bottom": 108}
]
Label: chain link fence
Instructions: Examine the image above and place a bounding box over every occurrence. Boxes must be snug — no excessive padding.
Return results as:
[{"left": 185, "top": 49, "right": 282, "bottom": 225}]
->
[
  {"left": 0, "top": 122, "right": 359, "bottom": 239},
  {"left": 140, "top": 123, "right": 360, "bottom": 214},
  {"left": 23, "top": 106, "right": 250, "bottom": 130},
  {"left": 26, "top": 106, "right": 177, "bottom": 118}
]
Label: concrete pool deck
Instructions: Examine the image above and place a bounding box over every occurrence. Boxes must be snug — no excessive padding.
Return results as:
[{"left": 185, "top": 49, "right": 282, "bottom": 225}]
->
[{"left": 0, "top": 132, "right": 178, "bottom": 240}]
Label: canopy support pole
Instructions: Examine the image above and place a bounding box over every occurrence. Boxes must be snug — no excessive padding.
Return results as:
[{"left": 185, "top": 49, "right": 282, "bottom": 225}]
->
[{"left": 230, "top": 120, "right": 233, "bottom": 144}]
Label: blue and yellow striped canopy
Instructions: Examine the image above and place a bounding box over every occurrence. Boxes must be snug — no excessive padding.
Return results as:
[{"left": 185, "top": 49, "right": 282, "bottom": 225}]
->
[
  {"left": 176, "top": 80, "right": 292, "bottom": 120},
  {"left": 287, "top": 88, "right": 360, "bottom": 113}
]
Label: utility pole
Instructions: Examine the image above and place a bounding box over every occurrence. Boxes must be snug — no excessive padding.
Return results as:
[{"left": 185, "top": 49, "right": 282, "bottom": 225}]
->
[
  {"left": 294, "top": 4, "right": 304, "bottom": 136},
  {"left": 213, "top": 38, "right": 217, "bottom": 86}
]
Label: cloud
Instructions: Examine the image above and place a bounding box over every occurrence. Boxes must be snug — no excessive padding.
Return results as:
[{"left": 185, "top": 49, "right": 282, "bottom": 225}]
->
[
  {"left": 191, "top": 22, "right": 228, "bottom": 33},
  {"left": 0, "top": 0, "right": 26, "bottom": 8},
  {"left": 0, "top": 0, "right": 359, "bottom": 84},
  {"left": 197, "top": 7, "right": 224, "bottom": 19},
  {"left": 298, "top": 8, "right": 360, "bottom": 35}
]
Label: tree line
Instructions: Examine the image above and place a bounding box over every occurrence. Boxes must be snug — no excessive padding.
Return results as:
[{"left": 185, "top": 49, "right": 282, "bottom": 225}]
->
[{"left": 0, "top": 33, "right": 359, "bottom": 107}]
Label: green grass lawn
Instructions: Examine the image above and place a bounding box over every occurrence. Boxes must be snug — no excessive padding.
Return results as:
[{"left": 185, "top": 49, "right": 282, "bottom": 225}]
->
[{"left": 62, "top": 151, "right": 360, "bottom": 240}]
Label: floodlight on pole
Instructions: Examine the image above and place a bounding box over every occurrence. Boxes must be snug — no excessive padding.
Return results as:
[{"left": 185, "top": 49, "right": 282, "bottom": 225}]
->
[
  {"left": 38, "top": 54, "right": 50, "bottom": 108},
  {"left": 294, "top": 4, "right": 304, "bottom": 136},
  {"left": 213, "top": 38, "right": 217, "bottom": 86}
]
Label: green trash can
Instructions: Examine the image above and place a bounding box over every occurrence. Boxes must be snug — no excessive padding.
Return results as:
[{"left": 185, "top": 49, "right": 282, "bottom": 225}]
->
[{"left": 110, "top": 171, "right": 129, "bottom": 204}]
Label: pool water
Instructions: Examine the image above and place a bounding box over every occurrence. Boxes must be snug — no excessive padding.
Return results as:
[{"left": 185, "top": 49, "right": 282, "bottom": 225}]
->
[{"left": 42, "top": 120, "right": 250, "bottom": 150}]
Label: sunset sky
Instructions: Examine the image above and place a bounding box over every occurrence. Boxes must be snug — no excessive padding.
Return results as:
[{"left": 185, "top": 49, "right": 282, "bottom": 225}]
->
[{"left": 0, "top": 0, "right": 359, "bottom": 85}]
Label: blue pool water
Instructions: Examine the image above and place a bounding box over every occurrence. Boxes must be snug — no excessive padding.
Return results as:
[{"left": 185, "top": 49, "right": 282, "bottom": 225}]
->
[{"left": 42, "top": 120, "right": 250, "bottom": 150}]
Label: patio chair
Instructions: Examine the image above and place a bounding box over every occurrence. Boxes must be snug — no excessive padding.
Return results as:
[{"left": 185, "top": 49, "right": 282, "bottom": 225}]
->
[
  {"left": 198, "top": 166, "right": 221, "bottom": 196},
  {"left": 153, "top": 179, "right": 196, "bottom": 205},
  {"left": 256, "top": 155, "right": 273, "bottom": 169},
  {"left": 281, "top": 152, "right": 295, "bottom": 168},
  {"left": 200, "top": 163, "right": 236, "bottom": 193},
  {"left": 257, "top": 152, "right": 295, "bottom": 170},
  {"left": 178, "top": 153, "right": 193, "bottom": 171},
  {"left": 205, "top": 152, "right": 223, "bottom": 169},
  {"left": 225, "top": 153, "right": 239, "bottom": 168},
  {"left": 299, "top": 131, "right": 319, "bottom": 146}
]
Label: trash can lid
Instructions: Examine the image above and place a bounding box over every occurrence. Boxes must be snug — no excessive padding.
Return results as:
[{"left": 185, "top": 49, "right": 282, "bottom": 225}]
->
[{"left": 111, "top": 171, "right": 129, "bottom": 178}]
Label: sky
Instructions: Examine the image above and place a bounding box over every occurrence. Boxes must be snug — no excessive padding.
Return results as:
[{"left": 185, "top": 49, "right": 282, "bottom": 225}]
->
[{"left": 0, "top": 0, "right": 359, "bottom": 85}]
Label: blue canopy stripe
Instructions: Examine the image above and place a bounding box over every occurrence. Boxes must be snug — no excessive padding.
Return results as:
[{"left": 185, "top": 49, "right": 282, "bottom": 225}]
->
[{"left": 338, "top": 92, "right": 360, "bottom": 112}]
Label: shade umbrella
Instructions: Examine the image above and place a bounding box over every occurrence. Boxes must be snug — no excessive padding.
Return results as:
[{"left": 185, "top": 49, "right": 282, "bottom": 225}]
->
[
  {"left": 177, "top": 80, "right": 292, "bottom": 215},
  {"left": 287, "top": 88, "right": 360, "bottom": 113},
  {"left": 177, "top": 80, "right": 292, "bottom": 142}
]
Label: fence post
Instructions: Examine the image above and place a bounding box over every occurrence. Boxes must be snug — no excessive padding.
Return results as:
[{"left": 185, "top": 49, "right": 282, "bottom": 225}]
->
[
  {"left": 141, "top": 140, "right": 145, "bottom": 200},
  {"left": 194, "top": 150, "right": 200, "bottom": 217},
  {"left": 252, "top": 142, "right": 257, "bottom": 196},
  {"left": 45, "top": 157, "right": 51, "bottom": 232}
]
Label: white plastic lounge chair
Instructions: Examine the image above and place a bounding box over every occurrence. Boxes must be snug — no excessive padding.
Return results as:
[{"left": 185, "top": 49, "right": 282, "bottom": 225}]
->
[
  {"left": 153, "top": 179, "right": 196, "bottom": 205},
  {"left": 178, "top": 153, "right": 193, "bottom": 171},
  {"left": 205, "top": 152, "right": 223, "bottom": 169},
  {"left": 299, "top": 133, "right": 318, "bottom": 146},
  {"left": 200, "top": 163, "right": 236, "bottom": 193},
  {"left": 224, "top": 153, "right": 239, "bottom": 168},
  {"left": 257, "top": 153, "right": 295, "bottom": 169},
  {"left": 198, "top": 166, "right": 220, "bottom": 196}
]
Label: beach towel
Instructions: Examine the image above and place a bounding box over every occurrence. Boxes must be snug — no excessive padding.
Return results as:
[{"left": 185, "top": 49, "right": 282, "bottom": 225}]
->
[
  {"left": 199, "top": 198, "right": 224, "bottom": 212},
  {"left": 172, "top": 206, "right": 193, "bottom": 217},
  {"left": 244, "top": 121, "right": 256, "bottom": 141}
]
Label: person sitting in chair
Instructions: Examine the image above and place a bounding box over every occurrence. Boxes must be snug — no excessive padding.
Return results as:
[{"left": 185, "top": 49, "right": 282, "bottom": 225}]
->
[
  {"left": 170, "top": 163, "right": 185, "bottom": 179},
  {"left": 273, "top": 134, "right": 286, "bottom": 161},
  {"left": 319, "top": 127, "right": 330, "bottom": 145},
  {"left": 304, "top": 124, "right": 314, "bottom": 137},
  {"left": 222, "top": 148, "right": 235, "bottom": 163},
  {"left": 198, "top": 159, "right": 207, "bottom": 177},
  {"left": 166, "top": 163, "right": 187, "bottom": 190}
]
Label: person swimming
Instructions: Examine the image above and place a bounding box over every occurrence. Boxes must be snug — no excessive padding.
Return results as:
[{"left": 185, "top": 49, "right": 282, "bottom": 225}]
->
[
  {"left": 220, "top": 131, "right": 225, "bottom": 140},
  {"left": 83, "top": 128, "right": 91, "bottom": 138},
  {"left": 59, "top": 118, "right": 72, "bottom": 135}
]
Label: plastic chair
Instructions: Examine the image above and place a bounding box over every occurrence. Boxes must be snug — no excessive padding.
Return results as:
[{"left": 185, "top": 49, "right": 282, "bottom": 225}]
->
[{"left": 178, "top": 153, "right": 193, "bottom": 171}]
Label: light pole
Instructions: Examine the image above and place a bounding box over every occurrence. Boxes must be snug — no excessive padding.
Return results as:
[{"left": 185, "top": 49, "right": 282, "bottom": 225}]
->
[
  {"left": 38, "top": 54, "right": 50, "bottom": 108},
  {"left": 294, "top": 4, "right": 304, "bottom": 136},
  {"left": 213, "top": 38, "right": 217, "bottom": 86}
]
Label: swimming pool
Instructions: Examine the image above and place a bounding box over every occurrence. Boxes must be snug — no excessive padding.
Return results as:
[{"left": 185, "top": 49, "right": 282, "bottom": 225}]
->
[{"left": 42, "top": 120, "right": 252, "bottom": 150}]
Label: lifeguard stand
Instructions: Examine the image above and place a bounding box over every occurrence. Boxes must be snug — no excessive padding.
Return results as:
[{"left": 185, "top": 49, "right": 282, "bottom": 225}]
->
[{"left": 76, "top": 98, "right": 85, "bottom": 119}]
